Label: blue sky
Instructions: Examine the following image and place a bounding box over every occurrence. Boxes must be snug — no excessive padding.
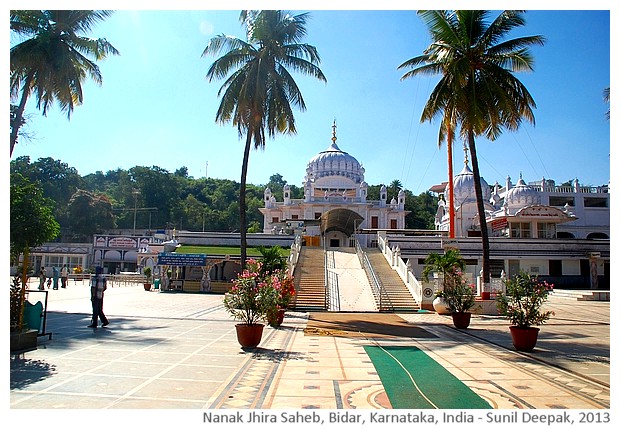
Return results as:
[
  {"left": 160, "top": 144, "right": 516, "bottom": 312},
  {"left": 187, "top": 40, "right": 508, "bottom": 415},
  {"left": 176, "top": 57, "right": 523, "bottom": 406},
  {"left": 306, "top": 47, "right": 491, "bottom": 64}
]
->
[{"left": 9, "top": 5, "right": 612, "bottom": 196}]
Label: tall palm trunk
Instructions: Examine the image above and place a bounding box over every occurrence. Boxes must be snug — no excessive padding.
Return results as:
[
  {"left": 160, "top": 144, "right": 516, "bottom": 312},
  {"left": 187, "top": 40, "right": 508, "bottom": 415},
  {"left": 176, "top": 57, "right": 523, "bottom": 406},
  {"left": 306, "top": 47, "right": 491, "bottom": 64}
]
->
[
  {"left": 467, "top": 131, "right": 491, "bottom": 284},
  {"left": 10, "top": 73, "right": 33, "bottom": 157},
  {"left": 239, "top": 132, "right": 253, "bottom": 270}
]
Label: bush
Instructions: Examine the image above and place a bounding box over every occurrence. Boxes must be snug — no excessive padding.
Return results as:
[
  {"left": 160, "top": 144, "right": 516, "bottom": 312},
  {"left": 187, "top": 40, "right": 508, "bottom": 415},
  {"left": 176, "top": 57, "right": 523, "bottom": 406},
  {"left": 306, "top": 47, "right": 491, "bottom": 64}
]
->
[{"left": 496, "top": 271, "right": 554, "bottom": 328}]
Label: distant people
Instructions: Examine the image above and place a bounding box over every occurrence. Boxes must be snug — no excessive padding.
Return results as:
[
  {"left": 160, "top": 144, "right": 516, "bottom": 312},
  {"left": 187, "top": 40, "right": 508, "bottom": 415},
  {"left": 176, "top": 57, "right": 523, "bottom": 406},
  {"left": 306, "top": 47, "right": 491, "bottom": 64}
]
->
[
  {"left": 60, "top": 264, "right": 69, "bottom": 288},
  {"left": 88, "top": 266, "right": 109, "bottom": 328},
  {"left": 38, "top": 267, "right": 46, "bottom": 290},
  {"left": 52, "top": 266, "right": 59, "bottom": 289}
]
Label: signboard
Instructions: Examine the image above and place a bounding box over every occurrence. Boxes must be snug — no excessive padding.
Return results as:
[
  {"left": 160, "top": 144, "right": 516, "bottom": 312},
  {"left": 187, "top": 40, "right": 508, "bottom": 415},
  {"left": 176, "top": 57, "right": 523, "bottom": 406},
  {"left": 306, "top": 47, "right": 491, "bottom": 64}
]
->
[
  {"left": 491, "top": 218, "right": 508, "bottom": 231},
  {"left": 157, "top": 253, "right": 207, "bottom": 266},
  {"left": 108, "top": 237, "right": 138, "bottom": 249}
]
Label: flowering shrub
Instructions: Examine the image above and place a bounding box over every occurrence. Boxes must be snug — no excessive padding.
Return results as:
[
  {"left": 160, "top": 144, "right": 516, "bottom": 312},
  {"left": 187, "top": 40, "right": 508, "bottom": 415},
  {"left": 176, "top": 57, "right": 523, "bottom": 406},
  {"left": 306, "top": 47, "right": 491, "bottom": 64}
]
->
[
  {"left": 224, "top": 260, "right": 274, "bottom": 325},
  {"left": 224, "top": 259, "right": 295, "bottom": 326},
  {"left": 443, "top": 270, "right": 477, "bottom": 313},
  {"left": 270, "top": 271, "right": 296, "bottom": 308},
  {"left": 496, "top": 271, "right": 554, "bottom": 328}
]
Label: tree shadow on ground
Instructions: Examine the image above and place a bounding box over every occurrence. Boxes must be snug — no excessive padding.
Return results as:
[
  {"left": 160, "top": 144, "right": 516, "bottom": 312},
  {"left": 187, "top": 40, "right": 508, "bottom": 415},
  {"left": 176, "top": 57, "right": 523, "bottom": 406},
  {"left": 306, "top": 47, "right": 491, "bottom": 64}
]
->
[{"left": 10, "top": 355, "right": 56, "bottom": 389}]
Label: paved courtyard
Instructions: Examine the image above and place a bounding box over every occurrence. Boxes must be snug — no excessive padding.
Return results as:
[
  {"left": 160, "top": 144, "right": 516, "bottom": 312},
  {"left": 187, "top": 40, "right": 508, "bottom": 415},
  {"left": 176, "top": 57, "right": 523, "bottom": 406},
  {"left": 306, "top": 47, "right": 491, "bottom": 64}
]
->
[{"left": 8, "top": 278, "right": 610, "bottom": 425}]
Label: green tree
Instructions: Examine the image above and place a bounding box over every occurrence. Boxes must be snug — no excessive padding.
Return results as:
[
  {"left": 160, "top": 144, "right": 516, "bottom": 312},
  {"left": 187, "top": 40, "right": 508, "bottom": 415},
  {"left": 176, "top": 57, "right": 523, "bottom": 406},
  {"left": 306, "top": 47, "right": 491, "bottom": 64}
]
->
[
  {"left": 11, "top": 156, "right": 84, "bottom": 228},
  {"left": 203, "top": 10, "right": 326, "bottom": 268},
  {"left": 10, "top": 10, "right": 119, "bottom": 156},
  {"left": 67, "top": 189, "right": 115, "bottom": 240},
  {"left": 399, "top": 10, "right": 544, "bottom": 283},
  {"left": 406, "top": 191, "right": 437, "bottom": 229},
  {"left": 10, "top": 173, "right": 60, "bottom": 330},
  {"left": 388, "top": 179, "right": 402, "bottom": 201}
]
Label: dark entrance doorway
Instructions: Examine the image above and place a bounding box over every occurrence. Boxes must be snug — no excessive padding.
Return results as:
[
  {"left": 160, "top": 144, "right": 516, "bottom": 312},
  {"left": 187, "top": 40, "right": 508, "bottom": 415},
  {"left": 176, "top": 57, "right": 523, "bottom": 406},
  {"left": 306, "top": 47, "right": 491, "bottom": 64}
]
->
[{"left": 330, "top": 238, "right": 340, "bottom": 247}]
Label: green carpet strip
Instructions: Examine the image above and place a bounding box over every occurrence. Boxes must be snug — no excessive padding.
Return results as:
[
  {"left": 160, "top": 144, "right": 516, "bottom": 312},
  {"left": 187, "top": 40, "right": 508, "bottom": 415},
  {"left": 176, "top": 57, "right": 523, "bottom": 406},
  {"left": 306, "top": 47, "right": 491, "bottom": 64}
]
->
[{"left": 364, "top": 345, "right": 492, "bottom": 409}]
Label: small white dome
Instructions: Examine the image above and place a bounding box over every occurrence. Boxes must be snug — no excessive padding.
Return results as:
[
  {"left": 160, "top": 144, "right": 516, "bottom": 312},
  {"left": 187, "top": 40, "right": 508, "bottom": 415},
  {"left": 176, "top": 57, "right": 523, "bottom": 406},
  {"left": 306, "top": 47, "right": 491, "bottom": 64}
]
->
[{"left": 505, "top": 176, "right": 541, "bottom": 207}]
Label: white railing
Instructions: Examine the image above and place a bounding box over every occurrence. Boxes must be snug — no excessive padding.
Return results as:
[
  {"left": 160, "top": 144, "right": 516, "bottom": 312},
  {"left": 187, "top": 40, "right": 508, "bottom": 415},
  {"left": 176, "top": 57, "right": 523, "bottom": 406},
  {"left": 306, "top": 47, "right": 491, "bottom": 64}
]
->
[
  {"left": 376, "top": 233, "right": 424, "bottom": 306},
  {"left": 287, "top": 235, "right": 303, "bottom": 277}
]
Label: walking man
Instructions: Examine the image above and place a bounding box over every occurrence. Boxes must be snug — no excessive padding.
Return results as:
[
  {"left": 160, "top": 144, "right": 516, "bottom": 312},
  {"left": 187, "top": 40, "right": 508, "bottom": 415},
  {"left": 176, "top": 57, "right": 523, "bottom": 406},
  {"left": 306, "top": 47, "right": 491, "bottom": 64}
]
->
[
  {"left": 38, "top": 267, "right": 46, "bottom": 290},
  {"left": 88, "top": 266, "right": 109, "bottom": 328},
  {"left": 60, "top": 264, "right": 69, "bottom": 288}
]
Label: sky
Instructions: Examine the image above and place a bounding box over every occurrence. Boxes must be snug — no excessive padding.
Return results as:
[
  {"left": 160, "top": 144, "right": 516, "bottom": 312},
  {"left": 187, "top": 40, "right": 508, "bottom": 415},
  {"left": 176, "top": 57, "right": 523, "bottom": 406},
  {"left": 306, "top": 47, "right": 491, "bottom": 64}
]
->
[{"left": 8, "top": 3, "right": 613, "bottom": 197}]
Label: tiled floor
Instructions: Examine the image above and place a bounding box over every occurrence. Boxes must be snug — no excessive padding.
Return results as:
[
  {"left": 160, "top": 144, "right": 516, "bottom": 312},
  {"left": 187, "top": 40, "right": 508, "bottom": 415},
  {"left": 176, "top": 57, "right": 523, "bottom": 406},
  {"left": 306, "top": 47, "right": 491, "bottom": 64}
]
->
[{"left": 9, "top": 280, "right": 610, "bottom": 414}]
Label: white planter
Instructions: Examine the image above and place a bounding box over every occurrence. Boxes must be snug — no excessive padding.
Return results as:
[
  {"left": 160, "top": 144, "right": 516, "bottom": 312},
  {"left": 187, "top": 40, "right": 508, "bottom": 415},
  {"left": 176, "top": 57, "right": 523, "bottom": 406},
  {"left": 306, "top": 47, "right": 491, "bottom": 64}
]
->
[{"left": 433, "top": 296, "right": 451, "bottom": 315}]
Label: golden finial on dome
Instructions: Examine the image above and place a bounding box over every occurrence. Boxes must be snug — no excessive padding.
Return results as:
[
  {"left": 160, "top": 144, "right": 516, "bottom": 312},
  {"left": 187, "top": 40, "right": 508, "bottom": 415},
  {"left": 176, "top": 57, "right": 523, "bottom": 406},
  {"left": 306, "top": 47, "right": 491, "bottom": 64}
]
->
[
  {"left": 463, "top": 143, "right": 469, "bottom": 166},
  {"left": 331, "top": 119, "right": 337, "bottom": 143}
]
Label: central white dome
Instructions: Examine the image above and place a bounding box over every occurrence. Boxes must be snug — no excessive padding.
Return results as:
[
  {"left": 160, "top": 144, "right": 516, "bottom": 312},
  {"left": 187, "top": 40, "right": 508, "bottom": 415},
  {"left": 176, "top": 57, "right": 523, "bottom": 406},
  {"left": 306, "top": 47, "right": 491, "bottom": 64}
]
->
[{"left": 304, "top": 128, "right": 365, "bottom": 185}]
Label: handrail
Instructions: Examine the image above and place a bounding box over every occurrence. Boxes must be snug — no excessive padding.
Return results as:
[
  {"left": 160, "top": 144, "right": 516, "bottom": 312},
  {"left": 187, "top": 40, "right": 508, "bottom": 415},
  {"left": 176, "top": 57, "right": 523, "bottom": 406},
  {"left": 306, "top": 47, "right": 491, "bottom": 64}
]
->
[
  {"left": 325, "top": 251, "right": 340, "bottom": 311},
  {"left": 354, "top": 239, "right": 393, "bottom": 311},
  {"left": 324, "top": 249, "right": 329, "bottom": 310}
]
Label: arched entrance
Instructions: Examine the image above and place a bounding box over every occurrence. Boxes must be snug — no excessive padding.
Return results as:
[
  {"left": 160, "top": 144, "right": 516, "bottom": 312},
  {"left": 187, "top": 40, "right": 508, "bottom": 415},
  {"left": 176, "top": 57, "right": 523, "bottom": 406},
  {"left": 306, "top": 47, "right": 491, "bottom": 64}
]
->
[{"left": 320, "top": 208, "right": 364, "bottom": 247}]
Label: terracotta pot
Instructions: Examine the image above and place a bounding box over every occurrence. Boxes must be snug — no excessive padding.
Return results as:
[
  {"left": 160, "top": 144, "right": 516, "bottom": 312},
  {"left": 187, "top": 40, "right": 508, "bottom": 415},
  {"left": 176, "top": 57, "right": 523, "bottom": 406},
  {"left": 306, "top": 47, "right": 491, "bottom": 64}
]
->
[
  {"left": 481, "top": 291, "right": 491, "bottom": 300},
  {"left": 451, "top": 312, "right": 471, "bottom": 329},
  {"left": 509, "top": 326, "right": 540, "bottom": 352},
  {"left": 235, "top": 323, "right": 264, "bottom": 349},
  {"left": 144, "top": 283, "right": 152, "bottom": 291},
  {"left": 267, "top": 309, "right": 286, "bottom": 328}
]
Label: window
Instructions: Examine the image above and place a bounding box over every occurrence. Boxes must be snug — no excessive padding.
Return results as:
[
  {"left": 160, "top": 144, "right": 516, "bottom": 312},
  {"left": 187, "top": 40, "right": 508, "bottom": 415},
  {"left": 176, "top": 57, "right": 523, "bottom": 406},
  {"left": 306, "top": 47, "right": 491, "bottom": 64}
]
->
[
  {"left": 371, "top": 216, "right": 379, "bottom": 229},
  {"left": 549, "top": 196, "right": 574, "bottom": 207},
  {"left": 584, "top": 197, "right": 608, "bottom": 208},
  {"left": 48, "top": 256, "right": 63, "bottom": 268},
  {"left": 510, "top": 222, "right": 531, "bottom": 238},
  {"left": 390, "top": 219, "right": 397, "bottom": 229},
  {"left": 537, "top": 222, "right": 556, "bottom": 239},
  {"left": 271, "top": 217, "right": 279, "bottom": 224},
  {"left": 314, "top": 212, "right": 321, "bottom": 219},
  {"left": 291, "top": 214, "right": 299, "bottom": 220}
]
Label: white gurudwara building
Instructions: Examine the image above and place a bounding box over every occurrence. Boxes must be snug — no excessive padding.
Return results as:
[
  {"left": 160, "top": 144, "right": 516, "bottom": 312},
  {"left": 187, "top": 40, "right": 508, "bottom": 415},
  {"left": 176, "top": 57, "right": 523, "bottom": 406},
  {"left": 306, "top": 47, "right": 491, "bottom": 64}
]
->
[
  {"left": 434, "top": 147, "right": 610, "bottom": 240},
  {"left": 260, "top": 123, "right": 409, "bottom": 247}
]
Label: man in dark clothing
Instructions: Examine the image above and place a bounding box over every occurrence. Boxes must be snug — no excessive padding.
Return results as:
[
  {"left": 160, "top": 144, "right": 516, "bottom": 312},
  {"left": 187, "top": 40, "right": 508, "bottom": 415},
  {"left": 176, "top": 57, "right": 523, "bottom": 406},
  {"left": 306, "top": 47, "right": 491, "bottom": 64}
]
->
[{"left": 88, "top": 266, "right": 109, "bottom": 328}]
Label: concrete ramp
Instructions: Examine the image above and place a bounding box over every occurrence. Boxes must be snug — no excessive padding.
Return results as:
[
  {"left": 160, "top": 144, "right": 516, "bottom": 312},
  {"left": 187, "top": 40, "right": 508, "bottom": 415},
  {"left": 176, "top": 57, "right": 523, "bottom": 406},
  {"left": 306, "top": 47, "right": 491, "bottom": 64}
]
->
[{"left": 329, "top": 248, "right": 377, "bottom": 312}]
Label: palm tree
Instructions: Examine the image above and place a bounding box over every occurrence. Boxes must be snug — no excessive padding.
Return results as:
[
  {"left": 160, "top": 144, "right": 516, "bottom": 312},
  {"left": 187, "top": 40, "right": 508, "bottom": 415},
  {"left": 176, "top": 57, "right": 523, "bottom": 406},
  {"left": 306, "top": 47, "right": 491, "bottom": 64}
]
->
[
  {"left": 203, "top": 10, "right": 326, "bottom": 268},
  {"left": 388, "top": 179, "right": 402, "bottom": 199},
  {"left": 10, "top": 10, "right": 119, "bottom": 156},
  {"left": 421, "top": 248, "right": 466, "bottom": 290},
  {"left": 603, "top": 87, "right": 610, "bottom": 120},
  {"left": 399, "top": 10, "right": 544, "bottom": 283}
]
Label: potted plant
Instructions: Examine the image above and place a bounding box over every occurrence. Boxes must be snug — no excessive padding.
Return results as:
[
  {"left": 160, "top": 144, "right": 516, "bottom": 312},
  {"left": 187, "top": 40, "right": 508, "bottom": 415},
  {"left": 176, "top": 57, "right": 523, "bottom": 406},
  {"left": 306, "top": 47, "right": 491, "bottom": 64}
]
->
[
  {"left": 10, "top": 274, "right": 39, "bottom": 353},
  {"left": 442, "top": 272, "right": 477, "bottom": 328},
  {"left": 224, "top": 259, "right": 277, "bottom": 349},
  {"left": 265, "top": 270, "right": 295, "bottom": 328},
  {"left": 143, "top": 266, "right": 152, "bottom": 291},
  {"left": 496, "top": 271, "right": 554, "bottom": 351},
  {"left": 422, "top": 249, "right": 475, "bottom": 325},
  {"left": 256, "top": 246, "right": 295, "bottom": 328}
]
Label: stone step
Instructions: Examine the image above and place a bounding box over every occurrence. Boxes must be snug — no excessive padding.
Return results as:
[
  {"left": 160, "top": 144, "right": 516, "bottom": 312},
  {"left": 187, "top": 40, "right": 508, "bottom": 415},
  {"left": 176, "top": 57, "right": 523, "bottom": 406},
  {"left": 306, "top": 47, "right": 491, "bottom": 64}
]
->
[
  {"left": 291, "top": 247, "right": 327, "bottom": 311},
  {"left": 551, "top": 289, "right": 610, "bottom": 301},
  {"left": 365, "top": 249, "right": 419, "bottom": 311}
]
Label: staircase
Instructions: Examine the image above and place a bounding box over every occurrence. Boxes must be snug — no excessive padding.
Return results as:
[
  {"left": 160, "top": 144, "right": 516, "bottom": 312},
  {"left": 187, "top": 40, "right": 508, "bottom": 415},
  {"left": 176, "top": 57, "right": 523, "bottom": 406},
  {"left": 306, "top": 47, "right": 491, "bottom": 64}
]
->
[
  {"left": 365, "top": 248, "right": 419, "bottom": 312},
  {"left": 290, "top": 247, "right": 327, "bottom": 311},
  {"left": 551, "top": 289, "right": 610, "bottom": 301}
]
